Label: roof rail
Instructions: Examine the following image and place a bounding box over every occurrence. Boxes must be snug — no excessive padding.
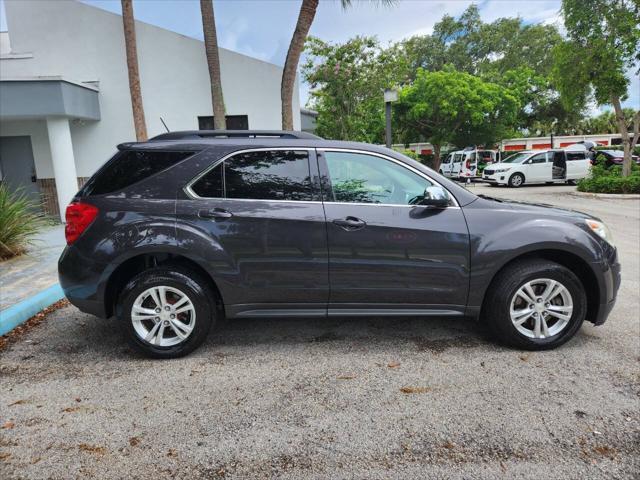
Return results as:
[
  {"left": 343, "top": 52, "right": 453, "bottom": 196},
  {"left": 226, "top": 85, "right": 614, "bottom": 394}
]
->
[{"left": 149, "top": 130, "right": 322, "bottom": 141}]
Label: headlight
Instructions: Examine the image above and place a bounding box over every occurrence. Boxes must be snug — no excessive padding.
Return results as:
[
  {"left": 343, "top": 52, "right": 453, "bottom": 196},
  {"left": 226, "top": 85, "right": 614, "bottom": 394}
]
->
[
  {"left": 585, "top": 219, "right": 614, "bottom": 246},
  {"left": 494, "top": 167, "right": 511, "bottom": 173}
]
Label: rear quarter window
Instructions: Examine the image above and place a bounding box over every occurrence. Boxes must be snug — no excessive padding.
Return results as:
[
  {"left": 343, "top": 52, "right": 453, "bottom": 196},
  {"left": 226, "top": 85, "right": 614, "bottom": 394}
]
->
[{"left": 82, "top": 150, "right": 193, "bottom": 195}]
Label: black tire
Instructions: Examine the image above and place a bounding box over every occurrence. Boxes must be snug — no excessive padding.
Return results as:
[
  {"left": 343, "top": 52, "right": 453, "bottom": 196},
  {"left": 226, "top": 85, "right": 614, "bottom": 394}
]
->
[
  {"left": 566, "top": 179, "right": 577, "bottom": 185},
  {"left": 483, "top": 259, "right": 587, "bottom": 350},
  {"left": 116, "top": 266, "right": 216, "bottom": 358},
  {"left": 508, "top": 172, "right": 525, "bottom": 188}
]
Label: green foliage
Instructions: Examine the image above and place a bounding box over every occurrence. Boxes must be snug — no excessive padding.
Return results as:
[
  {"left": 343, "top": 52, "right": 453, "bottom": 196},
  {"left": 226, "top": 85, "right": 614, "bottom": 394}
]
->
[
  {"left": 395, "top": 69, "right": 519, "bottom": 162},
  {"left": 400, "top": 5, "right": 574, "bottom": 133},
  {"left": 553, "top": 0, "right": 639, "bottom": 106},
  {"left": 577, "top": 162, "right": 640, "bottom": 194},
  {"left": 575, "top": 108, "right": 639, "bottom": 135},
  {"left": 400, "top": 149, "right": 418, "bottom": 160},
  {"left": 302, "top": 36, "right": 408, "bottom": 142},
  {"left": 0, "top": 183, "right": 47, "bottom": 259}
]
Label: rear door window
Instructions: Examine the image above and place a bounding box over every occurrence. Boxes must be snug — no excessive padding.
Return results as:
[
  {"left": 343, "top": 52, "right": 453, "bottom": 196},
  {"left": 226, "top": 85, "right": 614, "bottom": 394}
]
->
[
  {"left": 190, "top": 150, "right": 313, "bottom": 201},
  {"left": 566, "top": 152, "right": 587, "bottom": 161},
  {"left": 84, "top": 150, "right": 193, "bottom": 195}
]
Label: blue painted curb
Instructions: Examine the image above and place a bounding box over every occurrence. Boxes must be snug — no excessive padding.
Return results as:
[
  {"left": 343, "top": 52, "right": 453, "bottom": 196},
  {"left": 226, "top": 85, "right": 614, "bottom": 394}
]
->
[{"left": 0, "top": 284, "right": 65, "bottom": 336}]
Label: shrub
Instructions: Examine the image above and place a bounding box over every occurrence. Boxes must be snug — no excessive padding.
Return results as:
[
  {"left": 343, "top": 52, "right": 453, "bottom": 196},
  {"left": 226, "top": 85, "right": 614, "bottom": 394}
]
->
[
  {"left": 577, "top": 162, "right": 640, "bottom": 194},
  {"left": 0, "top": 183, "right": 47, "bottom": 259}
]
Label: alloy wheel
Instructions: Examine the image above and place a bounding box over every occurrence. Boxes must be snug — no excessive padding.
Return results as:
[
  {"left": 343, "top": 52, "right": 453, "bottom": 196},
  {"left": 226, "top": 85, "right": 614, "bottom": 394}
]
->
[
  {"left": 131, "top": 286, "right": 196, "bottom": 347},
  {"left": 509, "top": 278, "right": 573, "bottom": 339}
]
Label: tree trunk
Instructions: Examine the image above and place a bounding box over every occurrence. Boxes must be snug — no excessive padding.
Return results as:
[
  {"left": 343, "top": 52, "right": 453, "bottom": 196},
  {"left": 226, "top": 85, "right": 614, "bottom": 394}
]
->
[
  {"left": 281, "top": 0, "right": 319, "bottom": 130},
  {"left": 200, "top": 0, "right": 226, "bottom": 130},
  {"left": 433, "top": 144, "right": 442, "bottom": 171},
  {"left": 610, "top": 95, "right": 632, "bottom": 177},
  {"left": 121, "top": 0, "right": 148, "bottom": 142}
]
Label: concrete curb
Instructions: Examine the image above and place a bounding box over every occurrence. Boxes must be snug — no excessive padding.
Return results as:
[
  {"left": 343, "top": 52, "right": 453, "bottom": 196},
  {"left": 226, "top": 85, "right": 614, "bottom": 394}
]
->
[
  {"left": 567, "top": 191, "right": 640, "bottom": 200},
  {"left": 0, "top": 284, "right": 65, "bottom": 336}
]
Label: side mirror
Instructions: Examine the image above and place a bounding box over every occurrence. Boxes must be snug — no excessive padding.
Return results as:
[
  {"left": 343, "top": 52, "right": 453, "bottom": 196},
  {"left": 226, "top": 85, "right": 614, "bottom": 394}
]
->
[{"left": 421, "top": 186, "right": 450, "bottom": 208}]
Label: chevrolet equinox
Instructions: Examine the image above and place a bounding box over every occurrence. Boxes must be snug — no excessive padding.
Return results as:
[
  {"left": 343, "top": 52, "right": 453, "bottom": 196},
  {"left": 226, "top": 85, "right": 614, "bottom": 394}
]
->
[{"left": 58, "top": 130, "right": 621, "bottom": 358}]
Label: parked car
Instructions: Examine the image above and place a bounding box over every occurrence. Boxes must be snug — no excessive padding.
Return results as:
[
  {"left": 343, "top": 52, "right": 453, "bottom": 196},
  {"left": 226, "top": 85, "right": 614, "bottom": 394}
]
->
[
  {"left": 58, "top": 130, "right": 620, "bottom": 358},
  {"left": 482, "top": 149, "right": 591, "bottom": 187},
  {"left": 595, "top": 149, "right": 640, "bottom": 167},
  {"left": 439, "top": 148, "right": 490, "bottom": 179}
]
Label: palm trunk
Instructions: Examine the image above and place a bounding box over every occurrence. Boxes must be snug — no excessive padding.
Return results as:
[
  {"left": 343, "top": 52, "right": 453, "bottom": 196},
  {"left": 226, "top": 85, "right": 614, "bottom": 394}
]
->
[
  {"left": 200, "top": 0, "right": 226, "bottom": 130},
  {"left": 281, "top": 0, "right": 319, "bottom": 130},
  {"left": 610, "top": 95, "right": 632, "bottom": 177},
  {"left": 121, "top": 0, "right": 148, "bottom": 142}
]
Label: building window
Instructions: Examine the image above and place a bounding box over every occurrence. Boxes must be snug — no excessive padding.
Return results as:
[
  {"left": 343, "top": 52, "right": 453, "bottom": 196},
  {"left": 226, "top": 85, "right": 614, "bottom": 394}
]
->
[{"left": 198, "top": 115, "right": 249, "bottom": 130}]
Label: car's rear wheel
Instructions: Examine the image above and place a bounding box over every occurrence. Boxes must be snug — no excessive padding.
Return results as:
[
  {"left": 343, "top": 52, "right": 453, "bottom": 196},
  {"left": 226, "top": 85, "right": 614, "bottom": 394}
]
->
[
  {"left": 484, "top": 259, "right": 586, "bottom": 350},
  {"left": 508, "top": 173, "right": 525, "bottom": 188},
  {"left": 117, "top": 266, "right": 216, "bottom": 358}
]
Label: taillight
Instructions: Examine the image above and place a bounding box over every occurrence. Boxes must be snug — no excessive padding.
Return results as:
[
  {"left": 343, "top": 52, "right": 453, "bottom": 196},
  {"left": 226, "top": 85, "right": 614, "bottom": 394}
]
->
[
  {"left": 466, "top": 160, "right": 471, "bottom": 169},
  {"left": 65, "top": 202, "right": 99, "bottom": 245}
]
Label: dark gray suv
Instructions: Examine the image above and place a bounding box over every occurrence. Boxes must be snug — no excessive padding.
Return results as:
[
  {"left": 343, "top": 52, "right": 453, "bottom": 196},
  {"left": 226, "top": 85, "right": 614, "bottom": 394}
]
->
[{"left": 58, "top": 130, "right": 621, "bottom": 358}]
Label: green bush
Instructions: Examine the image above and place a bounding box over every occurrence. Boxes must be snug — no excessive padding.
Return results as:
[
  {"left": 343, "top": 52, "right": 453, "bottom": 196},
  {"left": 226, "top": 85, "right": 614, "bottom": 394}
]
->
[
  {"left": 0, "top": 183, "right": 47, "bottom": 259},
  {"left": 577, "top": 162, "right": 640, "bottom": 194}
]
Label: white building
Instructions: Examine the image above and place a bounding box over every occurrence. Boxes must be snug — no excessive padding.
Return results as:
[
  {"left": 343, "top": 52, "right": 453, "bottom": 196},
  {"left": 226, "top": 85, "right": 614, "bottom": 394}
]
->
[{"left": 0, "top": 0, "right": 301, "bottom": 219}]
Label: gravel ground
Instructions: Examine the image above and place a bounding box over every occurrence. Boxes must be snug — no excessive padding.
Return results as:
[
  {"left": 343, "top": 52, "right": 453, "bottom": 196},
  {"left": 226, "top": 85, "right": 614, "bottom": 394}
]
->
[{"left": 1, "top": 184, "right": 639, "bottom": 480}]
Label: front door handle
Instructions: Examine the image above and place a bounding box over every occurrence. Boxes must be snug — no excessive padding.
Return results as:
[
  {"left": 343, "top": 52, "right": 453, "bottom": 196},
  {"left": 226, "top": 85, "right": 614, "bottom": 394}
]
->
[
  {"left": 333, "top": 216, "right": 366, "bottom": 231},
  {"left": 198, "top": 208, "right": 233, "bottom": 219}
]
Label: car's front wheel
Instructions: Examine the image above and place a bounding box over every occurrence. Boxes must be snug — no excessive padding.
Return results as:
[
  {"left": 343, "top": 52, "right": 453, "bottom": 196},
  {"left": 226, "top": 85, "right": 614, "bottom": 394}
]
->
[
  {"left": 508, "top": 172, "right": 525, "bottom": 188},
  {"left": 484, "top": 259, "right": 587, "bottom": 350},
  {"left": 116, "top": 266, "right": 216, "bottom": 358}
]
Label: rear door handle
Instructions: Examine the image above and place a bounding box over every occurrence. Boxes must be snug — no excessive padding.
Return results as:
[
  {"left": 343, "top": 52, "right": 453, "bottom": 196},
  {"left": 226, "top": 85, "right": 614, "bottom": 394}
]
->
[
  {"left": 198, "top": 208, "right": 233, "bottom": 219},
  {"left": 333, "top": 216, "right": 366, "bottom": 231}
]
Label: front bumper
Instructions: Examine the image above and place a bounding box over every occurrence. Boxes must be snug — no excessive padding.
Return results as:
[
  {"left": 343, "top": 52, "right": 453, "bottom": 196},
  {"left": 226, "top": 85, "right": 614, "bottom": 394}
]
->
[
  {"left": 482, "top": 172, "right": 509, "bottom": 184},
  {"left": 591, "top": 255, "right": 621, "bottom": 325}
]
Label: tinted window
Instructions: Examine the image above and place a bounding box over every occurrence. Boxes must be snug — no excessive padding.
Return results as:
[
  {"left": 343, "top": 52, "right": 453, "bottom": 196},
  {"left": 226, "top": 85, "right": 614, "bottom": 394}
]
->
[
  {"left": 566, "top": 152, "right": 586, "bottom": 161},
  {"left": 191, "top": 163, "right": 223, "bottom": 198},
  {"left": 85, "top": 150, "right": 192, "bottom": 195},
  {"left": 529, "top": 153, "right": 548, "bottom": 164},
  {"left": 191, "top": 150, "right": 312, "bottom": 201},
  {"left": 324, "top": 151, "right": 433, "bottom": 205}
]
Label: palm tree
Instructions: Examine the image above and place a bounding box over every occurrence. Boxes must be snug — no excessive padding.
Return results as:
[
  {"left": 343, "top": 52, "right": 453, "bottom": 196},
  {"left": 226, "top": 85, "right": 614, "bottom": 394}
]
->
[
  {"left": 121, "top": 0, "right": 148, "bottom": 141},
  {"left": 281, "top": 0, "right": 396, "bottom": 130},
  {"left": 200, "top": 0, "right": 226, "bottom": 130}
]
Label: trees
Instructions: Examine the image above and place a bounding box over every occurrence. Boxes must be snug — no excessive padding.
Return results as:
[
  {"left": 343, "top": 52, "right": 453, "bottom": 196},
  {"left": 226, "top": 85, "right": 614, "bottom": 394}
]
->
[
  {"left": 395, "top": 69, "right": 519, "bottom": 170},
  {"left": 399, "top": 5, "right": 575, "bottom": 135},
  {"left": 281, "top": 0, "right": 396, "bottom": 130},
  {"left": 121, "top": 0, "right": 147, "bottom": 141},
  {"left": 200, "top": 0, "right": 226, "bottom": 130},
  {"left": 302, "top": 36, "right": 408, "bottom": 142},
  {"left": 553, "top": 0, "right": 640, "bottom": 176}
]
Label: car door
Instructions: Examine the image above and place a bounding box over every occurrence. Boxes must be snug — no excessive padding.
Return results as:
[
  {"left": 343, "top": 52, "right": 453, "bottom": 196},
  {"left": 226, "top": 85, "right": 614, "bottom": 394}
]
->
[
  {"left": 318, "top": 149, "right": 470, "bottom": 315},
  {"left": 566, "top": 151, "right": 589, "bottom": 179},
  {"left": 452, "top": 154, "right": 463, "bottom": 177},
  {"left": 177, "top": 148, "right": 329, "bottom": 317},
  {"left": 525, "top": 152, "right": 551, "bottom": 182},
  {"left": 440, "top": 154, "right": 451, "bottom": 175}
]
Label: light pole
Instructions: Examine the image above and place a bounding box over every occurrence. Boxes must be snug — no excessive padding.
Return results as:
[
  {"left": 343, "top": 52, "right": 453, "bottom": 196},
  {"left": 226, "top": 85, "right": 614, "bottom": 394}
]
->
[{"left": 384, "top": 88, "right": 398, "bottom": 148}]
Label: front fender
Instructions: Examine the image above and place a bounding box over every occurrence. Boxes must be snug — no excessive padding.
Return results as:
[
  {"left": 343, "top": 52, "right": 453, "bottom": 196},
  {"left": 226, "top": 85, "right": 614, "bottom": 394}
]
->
[{"left": 463, "top": 208, "right": 606, "bottom": 310}]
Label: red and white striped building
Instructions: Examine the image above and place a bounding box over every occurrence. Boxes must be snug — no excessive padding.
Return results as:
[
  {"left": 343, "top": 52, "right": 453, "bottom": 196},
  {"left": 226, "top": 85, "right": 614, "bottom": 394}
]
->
[
  {"left": 500, "top": 133, "right": 623, "bottom": 151},
  {"left": 394, "top": 133, "right": 624, "bottom": 157}
]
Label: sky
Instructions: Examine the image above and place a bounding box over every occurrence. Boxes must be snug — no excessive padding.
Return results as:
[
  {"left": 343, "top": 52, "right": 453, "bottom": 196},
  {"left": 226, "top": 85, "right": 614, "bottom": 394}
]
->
[{"left": 0, "top": 0, "right": 637, "bottom": 110}]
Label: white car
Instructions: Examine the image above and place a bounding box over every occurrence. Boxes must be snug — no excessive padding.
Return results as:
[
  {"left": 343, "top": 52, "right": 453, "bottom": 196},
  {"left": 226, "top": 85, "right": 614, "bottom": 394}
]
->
[
  {"left": 482, "top": 149, "right": 591, "bottom": 187},
  {"left": 440, "top": 149, "right": 493, "bottom": 180}
]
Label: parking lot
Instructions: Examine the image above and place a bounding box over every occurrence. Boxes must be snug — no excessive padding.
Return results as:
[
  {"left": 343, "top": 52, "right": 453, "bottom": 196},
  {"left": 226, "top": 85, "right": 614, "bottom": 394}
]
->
[{"left": 1, "top": 184, "right": 638, "bottom": 479}]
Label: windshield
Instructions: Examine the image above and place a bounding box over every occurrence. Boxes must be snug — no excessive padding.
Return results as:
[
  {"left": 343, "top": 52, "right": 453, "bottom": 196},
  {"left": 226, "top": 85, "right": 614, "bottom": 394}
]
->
[{"left": 502, "top": 152, "right": 532, "bottom": 164}]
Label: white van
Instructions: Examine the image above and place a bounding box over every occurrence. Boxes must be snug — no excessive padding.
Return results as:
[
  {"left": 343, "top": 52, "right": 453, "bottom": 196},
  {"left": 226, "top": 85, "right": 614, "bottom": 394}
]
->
[
  {"left": 440, "top": 148, "right": 490, "bottom": 180},
  {"left": 482, "top": 149, "right": 591, "bottom": 187}
]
